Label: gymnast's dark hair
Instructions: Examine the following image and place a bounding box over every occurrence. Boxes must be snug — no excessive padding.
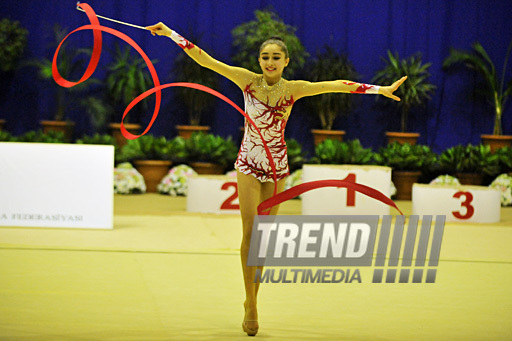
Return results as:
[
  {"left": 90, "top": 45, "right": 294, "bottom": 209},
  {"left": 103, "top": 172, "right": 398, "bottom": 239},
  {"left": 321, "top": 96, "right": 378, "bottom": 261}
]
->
[{"left": 259, "top": 36, "right": 289, "bottom": 58}]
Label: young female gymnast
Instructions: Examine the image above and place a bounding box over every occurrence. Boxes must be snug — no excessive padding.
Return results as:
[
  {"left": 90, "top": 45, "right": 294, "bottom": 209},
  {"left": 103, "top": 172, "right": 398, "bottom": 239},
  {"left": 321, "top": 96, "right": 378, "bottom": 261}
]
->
[{"left": 145, "top": 22, "right": 406, "bottom": 336}]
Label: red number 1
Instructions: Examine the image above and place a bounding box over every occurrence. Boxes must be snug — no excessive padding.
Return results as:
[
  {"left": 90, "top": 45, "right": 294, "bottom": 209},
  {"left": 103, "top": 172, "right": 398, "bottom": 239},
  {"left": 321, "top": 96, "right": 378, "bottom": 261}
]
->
[
  {"left": 341, "top": 173, "right": 356, "bottom": 207},
  {"left": 452, "top": 191, "right": 475, "bottom": 219}
]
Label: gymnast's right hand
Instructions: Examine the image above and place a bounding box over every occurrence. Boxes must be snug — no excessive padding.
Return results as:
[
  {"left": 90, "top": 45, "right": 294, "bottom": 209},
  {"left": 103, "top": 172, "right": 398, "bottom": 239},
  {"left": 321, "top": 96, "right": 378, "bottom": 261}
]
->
[{"left": 145, "top": 22, "right": 172, "bottom": 37}]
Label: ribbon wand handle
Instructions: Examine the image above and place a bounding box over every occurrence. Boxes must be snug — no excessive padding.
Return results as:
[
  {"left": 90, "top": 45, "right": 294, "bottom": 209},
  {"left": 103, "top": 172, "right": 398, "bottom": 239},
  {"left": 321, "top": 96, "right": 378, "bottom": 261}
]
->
[{"left": 76, "top": 2, "right": 148, "bottom": 31}]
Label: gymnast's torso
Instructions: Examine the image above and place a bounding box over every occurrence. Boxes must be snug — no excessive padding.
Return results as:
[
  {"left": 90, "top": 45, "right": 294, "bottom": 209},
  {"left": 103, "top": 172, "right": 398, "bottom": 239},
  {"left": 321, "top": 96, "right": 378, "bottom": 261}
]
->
[{"left": 235, "top": 75, "right": 295, "bottom": 182}]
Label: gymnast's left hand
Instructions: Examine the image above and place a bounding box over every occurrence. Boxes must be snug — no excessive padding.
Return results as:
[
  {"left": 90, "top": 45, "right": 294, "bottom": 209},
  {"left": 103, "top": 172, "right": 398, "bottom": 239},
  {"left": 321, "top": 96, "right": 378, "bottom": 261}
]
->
[
  {"left": 379, "top": 76, "right": 407, "bottom": 101},
  {"left": 145, "top": 22, "right": 172, "bottom": 37}
]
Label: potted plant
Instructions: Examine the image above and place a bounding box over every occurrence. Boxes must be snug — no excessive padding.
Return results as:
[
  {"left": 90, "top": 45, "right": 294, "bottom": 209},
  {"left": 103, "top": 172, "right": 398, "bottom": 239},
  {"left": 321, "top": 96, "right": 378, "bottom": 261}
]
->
[
  {"left": 0, "top": 18, "right": 28, "bottom": 131},
  {"left": 14, "top": 130, "right": 66, "bottom": 143},
  {"left": 372, "top": 51, "right": 436, "bottom": 144},
  {"left": 495, "top": 146, "right": 512, "bottom": 175},
  {"left": 118, "top": 134, "right": 184, "bottom": 192},
  {"left": 310, "top": 139, "right": 375, "bottom": 165},
  {"left": 0, "top": 130, "right": 13, "bottom": 142},
  {"left": 105, "top": 44, "right": 157, "bottom": 147},
  {"left": 31, "top": 24, "right": 97, "bottom": 142},
  {"left": 443, "top": 40, "right": 512, "bottom": 152},
  {"left": 374, "top": 142, "right": 437, "bottom": 200},
  {"left": 285, "top": 138, "right": 308, "bottom": 172},
  {"left": 303, "top": 47, "right": 358, "bottom": 146},
  {"left": 231, "top": 9, "right": 308, "bottom": 78},
  {"left": 76, "top": 133, "right": 120, "bottom": 162},
  {"left": 184, "top": 132, "right": 238, "bottom": 174},
  {"left": 79, "top": 96, "right": 113, "bottom": 135},
  {"left": 439, "top": 144, "right": 500, "bottom": 185},
  {"left": 173, "top": 34, "right": 219, "bottom": 138}
]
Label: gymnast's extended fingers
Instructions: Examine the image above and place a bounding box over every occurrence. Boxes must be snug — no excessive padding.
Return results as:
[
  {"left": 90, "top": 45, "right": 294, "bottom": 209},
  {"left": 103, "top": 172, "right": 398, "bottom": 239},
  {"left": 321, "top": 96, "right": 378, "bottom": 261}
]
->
[
  {"left": 145, "top": 22, "right": 171, "bottom": 36},
  {"left": 392, "top": 76, "right": 407, "bottom": 90}
]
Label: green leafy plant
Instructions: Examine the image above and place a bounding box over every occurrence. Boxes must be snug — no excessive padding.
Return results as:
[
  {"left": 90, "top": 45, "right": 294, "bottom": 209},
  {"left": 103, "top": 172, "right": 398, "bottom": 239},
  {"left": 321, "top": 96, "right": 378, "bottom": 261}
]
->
[
  {"left": 372, "top": 51, "right": 436, "bottom": 132},
  {"left": 285, "top": 138, "right": 307, "bottom": 172},
  {"left": 0, "top": 130, "right": 13, "bottom": 142},
  {"left": 495, "top": 146, "right": 512, "bottom": 174},
  {"left": 118, "top": 134, "right": 185, "bottom": 163},
  {"left": 443, "top": 40, "right": 512, "bottom": 135},
  {"left": 0, "top": 18, "right": 28, "bottom": 73},
  {"left": 30, "top": 24, "right": 98, "bottom": 121},
  {"left": 231, "top": 9, "right": 308, "bottom": 77},
  {"left": 374, "top": 142, "right": 437, "bottom": 171},
  {"left": 14, "top": 130, "right": 66, "bottom": 143},
  {"left": 184, "top": 132, "right": 238, "bottom": 167},
  {"left": 439, "top": 144, "right": 499, "bottom": 175},
  {"left": 173, "top": 34, "right": 219, "bottom": 126},
  {"left": 310, "top": 139, "right": 375, "bottom": 165},
  {"left": 79, "top": 96, "right": 113, "bottom": 133},
  {"left": 105, "top": 44, "right": 157, "bottom": 124},
  {"left": 76, "top": 133, "right": 119, "bottom": 160},
  {"left": 303, "top": 47, "right": 359, "bottom": 130}
]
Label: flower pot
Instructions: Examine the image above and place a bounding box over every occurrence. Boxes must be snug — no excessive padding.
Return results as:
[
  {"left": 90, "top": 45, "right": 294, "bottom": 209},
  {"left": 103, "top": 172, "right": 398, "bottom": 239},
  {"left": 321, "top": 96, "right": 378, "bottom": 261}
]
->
[
  {"left": 392, "top": 170, "right": 421, "bottom": 200},
  {"left": 190, "top": 161, "right": 224, "bottom": 175},
  {"left": 481, "top": 134, "right": 512, "bottom": 153},
  {"left": 311, "top": 129, "right": 345, "bottom": 146},
  {"left": 134, "top": 160, "right": 172, "bottom": 193},
  {"left": 176, "top": 125, "right": 210, "bottom": 139},
  {"left": 455, "top": 172, "right": 483, "bottom": 186},
  {"left": 40, "top": 120, "right": 75, "bottom": 142},
  {"left": 109, "top": 123, "right": 141, "bottom": 149},
  {"left": 0, "top": 119, "right": 5, "bottom": 131},
  {"left": 385, "top": 132, "right": 420, "bottom": 145}
]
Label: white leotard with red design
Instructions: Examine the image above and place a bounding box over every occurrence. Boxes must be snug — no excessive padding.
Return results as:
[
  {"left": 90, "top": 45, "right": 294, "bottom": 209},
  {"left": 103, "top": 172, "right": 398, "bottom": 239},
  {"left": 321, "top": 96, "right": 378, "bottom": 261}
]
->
[{"left": 235, "top": 79, "right": 294, "bottom": 182}]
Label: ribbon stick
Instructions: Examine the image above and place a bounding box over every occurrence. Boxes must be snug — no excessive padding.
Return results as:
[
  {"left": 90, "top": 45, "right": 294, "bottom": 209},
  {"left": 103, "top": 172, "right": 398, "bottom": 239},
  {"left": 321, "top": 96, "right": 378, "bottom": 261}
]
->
[
  {"left": 76, "top": 2, "right": 147, "bottom": 30},
  {"left": 56, "top": 2, "right": 402, "bottom": 216}
]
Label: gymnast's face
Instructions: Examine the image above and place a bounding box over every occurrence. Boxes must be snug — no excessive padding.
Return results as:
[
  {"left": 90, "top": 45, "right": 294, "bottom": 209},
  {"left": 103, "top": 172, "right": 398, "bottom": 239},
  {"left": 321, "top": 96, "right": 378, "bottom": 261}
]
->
[{"left": 259, "top": 44, "right": 290, "bottom": 82}]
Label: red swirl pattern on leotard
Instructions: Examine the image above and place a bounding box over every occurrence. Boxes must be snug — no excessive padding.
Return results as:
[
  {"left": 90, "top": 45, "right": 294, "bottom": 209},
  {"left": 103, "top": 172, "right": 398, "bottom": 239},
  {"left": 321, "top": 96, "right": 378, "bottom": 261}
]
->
[{"left": 235, "top": 83, "right": 294, "bottom": 182}]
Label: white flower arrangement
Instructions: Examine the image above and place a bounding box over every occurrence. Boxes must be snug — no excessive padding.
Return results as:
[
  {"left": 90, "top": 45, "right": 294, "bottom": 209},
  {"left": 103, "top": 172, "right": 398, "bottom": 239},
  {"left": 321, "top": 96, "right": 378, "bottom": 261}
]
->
[
  {"left": 390, "top": 181, "right": 397, "bottom": 198},
  {"left": 284, "top": 169, "right": 303, "bottom": 198},
  {"left": 225, "top": 169, "right": 238, "bottom": 178},
  {"left": 114, "top": 162, "right": 146, "bottom": 194},
  {"left": 157, "top": 164, "right": 197, "bottom": 196},
  {"left": 429, "top": 174, "right": 461, "bottom": 186},
  {"left": 489, "top": 173, "right": 512, "bottom": 206}
]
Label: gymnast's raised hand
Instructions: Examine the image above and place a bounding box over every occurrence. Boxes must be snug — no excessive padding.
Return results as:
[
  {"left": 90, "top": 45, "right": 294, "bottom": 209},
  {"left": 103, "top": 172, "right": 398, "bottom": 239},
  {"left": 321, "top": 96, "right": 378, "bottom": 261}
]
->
[
  {"left": 379, "top": 76, "right": 407, "bottom": 101},
  {"left": 145, "top": 22, "right": 172, "bottom": 37}
]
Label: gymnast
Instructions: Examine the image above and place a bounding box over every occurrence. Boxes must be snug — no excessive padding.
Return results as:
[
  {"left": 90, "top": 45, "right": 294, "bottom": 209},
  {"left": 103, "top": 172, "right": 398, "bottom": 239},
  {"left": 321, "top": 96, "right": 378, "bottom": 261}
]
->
[{"left": 145, "top": 22, "right": 406, "bottom": 336}]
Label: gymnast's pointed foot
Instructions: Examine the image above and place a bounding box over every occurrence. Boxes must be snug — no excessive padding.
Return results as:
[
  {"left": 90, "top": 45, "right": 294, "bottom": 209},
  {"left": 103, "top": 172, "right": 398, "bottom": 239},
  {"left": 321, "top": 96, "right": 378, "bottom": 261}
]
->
[{"left": 243, "top": 301, "right": 259, "bottom": 336}]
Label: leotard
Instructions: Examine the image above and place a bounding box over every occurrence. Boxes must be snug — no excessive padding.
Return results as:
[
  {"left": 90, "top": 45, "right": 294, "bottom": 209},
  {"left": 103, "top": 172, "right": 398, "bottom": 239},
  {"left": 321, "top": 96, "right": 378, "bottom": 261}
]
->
[{"left": 235, "top": 77, "right": 295, "bottom": 182}]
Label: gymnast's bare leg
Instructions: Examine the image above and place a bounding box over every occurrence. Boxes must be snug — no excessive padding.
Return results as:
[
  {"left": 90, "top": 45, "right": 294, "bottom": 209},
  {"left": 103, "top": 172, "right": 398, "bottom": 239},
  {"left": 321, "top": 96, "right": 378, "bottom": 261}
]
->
[{"left": 237, "top": 170, "right": 286, "bottom": 335}]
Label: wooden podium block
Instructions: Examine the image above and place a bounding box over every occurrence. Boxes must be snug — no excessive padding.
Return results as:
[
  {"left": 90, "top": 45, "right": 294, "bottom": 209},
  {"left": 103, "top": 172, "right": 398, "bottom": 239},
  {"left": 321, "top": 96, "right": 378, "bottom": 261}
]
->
[
  {"left": 412, "top": 184, "right": 501, "bottom": 223},
  {"left": 301, "top": 165, "right": 392, "bottom": 215},
  {"left": 187, "top": 175, "right": 240, "bottom": 214}
]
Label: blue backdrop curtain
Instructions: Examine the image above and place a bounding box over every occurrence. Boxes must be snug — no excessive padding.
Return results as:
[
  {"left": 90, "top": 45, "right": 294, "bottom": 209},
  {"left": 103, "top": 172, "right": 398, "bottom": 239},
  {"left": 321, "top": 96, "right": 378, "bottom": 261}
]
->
[{"left": 1, "top": 0, "right": 511, "bottom": 154}]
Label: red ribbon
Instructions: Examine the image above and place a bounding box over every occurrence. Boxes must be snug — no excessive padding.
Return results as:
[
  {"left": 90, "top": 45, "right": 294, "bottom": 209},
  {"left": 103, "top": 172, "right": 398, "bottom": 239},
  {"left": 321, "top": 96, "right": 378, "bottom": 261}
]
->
[{"left": 52, "top": 3, "right": 403, "bottom": 216}]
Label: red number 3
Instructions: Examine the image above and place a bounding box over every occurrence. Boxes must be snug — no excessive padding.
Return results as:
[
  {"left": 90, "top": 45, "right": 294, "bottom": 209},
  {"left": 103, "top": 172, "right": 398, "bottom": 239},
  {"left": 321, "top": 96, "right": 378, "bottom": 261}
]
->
[
  {"left": 220, "top": 182, "right": 240, "bottom": 210},
  {"left": 452, "top": 191, "right": 475, "bottom": 219}
]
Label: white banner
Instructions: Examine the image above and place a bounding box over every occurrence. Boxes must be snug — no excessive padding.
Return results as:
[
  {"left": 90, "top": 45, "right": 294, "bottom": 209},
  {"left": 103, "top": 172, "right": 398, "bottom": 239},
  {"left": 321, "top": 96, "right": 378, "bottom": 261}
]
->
[{"left": 0, "top": 142, "right": 114, "bottom": 229}]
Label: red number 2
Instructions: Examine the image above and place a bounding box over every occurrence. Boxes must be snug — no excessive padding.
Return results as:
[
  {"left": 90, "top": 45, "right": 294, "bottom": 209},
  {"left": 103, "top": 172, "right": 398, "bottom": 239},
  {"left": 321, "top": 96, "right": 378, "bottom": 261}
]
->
[
  {"left": 341, "top": 173, "right": 356, "bottom": 207},
  {"left": 452, "top": 191, "right": 475, "bottom": 219},
  {"left": 220, "top": 182, "right": 240, "bottom": 210}
]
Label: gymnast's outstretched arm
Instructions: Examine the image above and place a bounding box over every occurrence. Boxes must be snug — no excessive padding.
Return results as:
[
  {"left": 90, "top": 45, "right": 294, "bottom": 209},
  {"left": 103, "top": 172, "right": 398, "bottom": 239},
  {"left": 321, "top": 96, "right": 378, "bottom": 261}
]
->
[
  {"left": 290, "top": 76, "right": 407, "bottom": 101},
  {"left": 146, "top": 22, "right": 254, "bottom": 90}
]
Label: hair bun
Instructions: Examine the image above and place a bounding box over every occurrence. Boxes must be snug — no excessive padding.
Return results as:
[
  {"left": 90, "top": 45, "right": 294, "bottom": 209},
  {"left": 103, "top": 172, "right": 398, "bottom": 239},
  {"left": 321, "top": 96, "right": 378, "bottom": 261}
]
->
[{"left": 268, "top": 36, "right": 284, "bottom": 42}]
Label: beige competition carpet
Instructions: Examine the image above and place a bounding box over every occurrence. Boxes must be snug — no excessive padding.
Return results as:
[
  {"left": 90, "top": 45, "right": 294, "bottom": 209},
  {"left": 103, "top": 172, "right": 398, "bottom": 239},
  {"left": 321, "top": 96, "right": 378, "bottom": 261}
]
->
[{"left": 0, "top": 195, "right": 511, "bottom": 340}]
